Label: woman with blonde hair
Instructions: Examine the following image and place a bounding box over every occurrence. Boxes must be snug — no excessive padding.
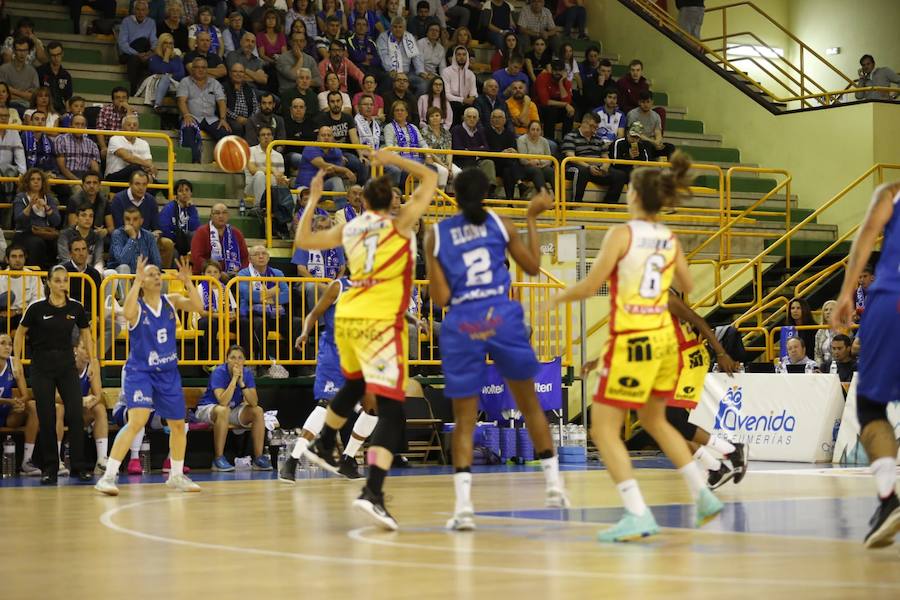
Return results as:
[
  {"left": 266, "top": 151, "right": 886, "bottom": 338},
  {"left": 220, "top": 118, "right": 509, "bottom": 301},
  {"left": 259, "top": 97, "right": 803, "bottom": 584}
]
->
[
  {"left": 815, "top": 299, "right": 840, "bottom": 364},
  {"left": 148, "top": 33, "right": 186, "bottom": 111}
]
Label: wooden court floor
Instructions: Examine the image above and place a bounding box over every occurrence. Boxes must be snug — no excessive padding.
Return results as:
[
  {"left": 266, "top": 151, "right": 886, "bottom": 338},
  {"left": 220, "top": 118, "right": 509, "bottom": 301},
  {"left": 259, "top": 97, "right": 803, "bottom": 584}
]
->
[{"left": 2, "top": 465, "right": 900, "bottom": 600}]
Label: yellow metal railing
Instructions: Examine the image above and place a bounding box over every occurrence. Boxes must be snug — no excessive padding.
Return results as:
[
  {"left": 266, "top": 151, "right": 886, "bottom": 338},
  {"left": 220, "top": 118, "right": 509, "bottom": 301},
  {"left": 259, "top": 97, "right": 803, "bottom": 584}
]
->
[
  {"left": 629, "top": 0, "right": 897, "bottom": 107},
  {"left": 736, "top": 326, "right": 770, "bottom": 362},
  {"left": 0, "top": 123, "right": 176, "bottom": 199},
  {"left": 724, "top": 167, "right": 791, "bottom": 264}
]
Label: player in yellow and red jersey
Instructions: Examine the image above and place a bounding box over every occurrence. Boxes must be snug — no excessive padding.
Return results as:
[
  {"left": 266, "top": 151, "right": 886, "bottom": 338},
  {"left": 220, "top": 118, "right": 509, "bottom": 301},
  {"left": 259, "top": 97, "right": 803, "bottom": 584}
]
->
[
  {"left": 552, "top": 152, "right": 724, "bottom": 542},
  {"left": 291, "top": 150, "right": 438, "bottom": 531}
]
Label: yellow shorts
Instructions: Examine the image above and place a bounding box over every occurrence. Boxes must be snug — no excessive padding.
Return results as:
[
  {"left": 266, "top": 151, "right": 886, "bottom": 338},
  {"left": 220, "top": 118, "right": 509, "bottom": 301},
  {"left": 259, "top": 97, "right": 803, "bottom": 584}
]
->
[
  {"left": 671, "top": 340, "right": 709, "bottom": 408},
  {"left": 335, "top": 317, "right": 408, "bottom": 400},
  {"left": 594, "top": 326, "right": 679, "bottom": 409}
]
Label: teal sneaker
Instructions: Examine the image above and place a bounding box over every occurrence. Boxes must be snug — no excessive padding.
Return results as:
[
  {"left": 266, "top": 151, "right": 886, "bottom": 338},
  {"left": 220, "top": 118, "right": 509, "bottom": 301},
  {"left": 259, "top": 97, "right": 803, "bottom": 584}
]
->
[
  {"left": 597, "top": 510, "right": 659, "bottom": 543},
  {"left": 696, "top": 487, "right": 724, "bottom": 527}
]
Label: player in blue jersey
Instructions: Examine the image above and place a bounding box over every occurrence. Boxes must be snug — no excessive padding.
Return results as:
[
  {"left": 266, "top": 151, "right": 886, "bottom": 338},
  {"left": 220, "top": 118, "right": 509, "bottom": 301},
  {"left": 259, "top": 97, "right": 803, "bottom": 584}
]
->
[
  {"left": 0, "top": 332, "right": 42, "bottom": 475},
  {"left": 832, "top": 181, "right": 900, "bottom": 549},
  {"left": 95, "top": 256, "right": 204, "bottom": 496},
  {"left": 73, "top": 341, "right": 109, "bottom": 474},
  {"left": 279, "top": 276, "right": 379, "bottom": 482},
  {"left": 425, "top": 168, "right": 568, "bottom": 531}
]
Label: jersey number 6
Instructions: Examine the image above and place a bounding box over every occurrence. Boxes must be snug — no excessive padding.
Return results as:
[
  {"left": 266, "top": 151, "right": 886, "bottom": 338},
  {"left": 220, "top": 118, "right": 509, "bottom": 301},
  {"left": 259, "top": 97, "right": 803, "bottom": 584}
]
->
[{"left": 639, "top": 253, "right": 666, "bottom": 299}]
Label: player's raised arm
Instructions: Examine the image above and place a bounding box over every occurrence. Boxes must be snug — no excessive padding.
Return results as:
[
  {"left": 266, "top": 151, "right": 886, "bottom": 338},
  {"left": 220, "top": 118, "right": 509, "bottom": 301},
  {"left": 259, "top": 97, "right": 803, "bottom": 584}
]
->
[
  {"left": 295, "top": 170, "right": 345, "bottom": 250},
  {"left": 424, "top": 227, "right": 450, "bottom": 308},
  {"left": 504, "top": 190, "right": 554, "bottom": 276},
  {"left": 551, "top": 224, "right": 630, "bottom": 305},
  {"left": 123, "top": 255, "right": 148, "bottom": 326},
  {"left": 374, "top": 150, "right": 439, "bottom": 235}
]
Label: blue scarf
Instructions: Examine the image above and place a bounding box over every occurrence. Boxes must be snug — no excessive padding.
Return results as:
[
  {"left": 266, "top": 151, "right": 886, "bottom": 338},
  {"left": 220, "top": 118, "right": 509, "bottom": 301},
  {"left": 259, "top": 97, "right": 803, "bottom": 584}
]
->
[
  {"left": 391, "top": 121, "right": 423, "bottom": 162},
  {"left": 343, "top": 205, "right": 358, "bottom": 222},
  {"left": 198, "top": 280, "right": 219, "bottom": 311},
  {"left": 22, "top": 132, "right": 55, "bottom": 172},
  {"left": 250, "top": 265, "right": 283, "bottom": 316},
  {"left": 209, "top": 223, "right": 242, "bottom": 274}
]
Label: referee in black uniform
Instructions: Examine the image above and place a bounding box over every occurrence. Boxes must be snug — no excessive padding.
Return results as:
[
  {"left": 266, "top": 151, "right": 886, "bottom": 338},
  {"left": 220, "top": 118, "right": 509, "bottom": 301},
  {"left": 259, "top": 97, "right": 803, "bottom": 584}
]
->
[{"left": 14, "top": 265, "right": 94, "bottom": 484}]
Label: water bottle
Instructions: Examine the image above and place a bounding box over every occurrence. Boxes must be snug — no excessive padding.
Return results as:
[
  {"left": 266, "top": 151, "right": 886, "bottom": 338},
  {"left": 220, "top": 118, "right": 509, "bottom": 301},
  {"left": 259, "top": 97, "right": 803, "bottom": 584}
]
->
[
  {"left": 805, "top": 361, "right": 816, "bottom": 374},
  {"left": 830, "top": 360, "right": 838, "bottom": 375},
  {"left": 271, "top": 429, "right": 285, "bottom": 471},
  {"left": 63, "top": 442, "right": 71, "bottom": 472},
  {"left": 711, "top": 362, "right": 719, "bottom": 373},
  {"left": 774, "top": 359, "right": 783, "bottom": 374},
  {"left": 139, "top": 441, "right": 151, "bottom": 474},
  {"left": 2, "top": 436, "right": 15, "bottom": 478},
  {"left": 239, "top": 197, "right": 246, "bottom": 217}
]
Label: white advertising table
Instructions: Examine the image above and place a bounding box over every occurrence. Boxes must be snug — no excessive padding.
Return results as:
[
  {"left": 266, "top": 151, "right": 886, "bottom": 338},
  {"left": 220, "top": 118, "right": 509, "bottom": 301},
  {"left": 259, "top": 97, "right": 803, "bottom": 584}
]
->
[
  {"left": 832, "top": 375, "right": 900, "bottom": 464},
  {"left": 688, "top": 373, "right": 845, "bottom": 462}
]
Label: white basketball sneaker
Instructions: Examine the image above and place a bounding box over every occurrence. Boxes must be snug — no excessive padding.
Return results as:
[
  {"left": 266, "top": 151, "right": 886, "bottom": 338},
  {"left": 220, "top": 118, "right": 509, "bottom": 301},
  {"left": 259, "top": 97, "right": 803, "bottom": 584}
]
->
[{"left": 166, "top": 473, "right": 201, "bottom": 492}]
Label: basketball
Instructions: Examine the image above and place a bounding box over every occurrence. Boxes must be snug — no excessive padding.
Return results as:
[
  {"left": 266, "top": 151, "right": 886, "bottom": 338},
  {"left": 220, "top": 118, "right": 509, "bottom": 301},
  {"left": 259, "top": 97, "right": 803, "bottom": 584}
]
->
[{"left": 214, "top": 135, "right": 251, "bottom": 173}]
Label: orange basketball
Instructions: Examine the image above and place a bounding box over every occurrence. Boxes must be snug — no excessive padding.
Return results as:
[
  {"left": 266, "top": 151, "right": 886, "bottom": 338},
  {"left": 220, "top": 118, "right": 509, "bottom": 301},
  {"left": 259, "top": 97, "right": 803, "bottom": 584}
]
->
[{"left": 214, "top": 135, "right": 251, "bottom": 173}]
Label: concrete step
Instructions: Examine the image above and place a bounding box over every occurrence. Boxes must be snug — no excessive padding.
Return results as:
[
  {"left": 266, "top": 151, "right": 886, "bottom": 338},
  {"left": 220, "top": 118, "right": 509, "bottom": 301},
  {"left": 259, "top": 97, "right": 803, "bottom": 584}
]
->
[
  {"left": 666, "top": 118, "right": 704, "bottom": 134},
  {"left": 34, "top": 33, "right": 119, "bottom": 64},
  {"left": 663, "top": 131, "right": 723, "bottom": 147}
]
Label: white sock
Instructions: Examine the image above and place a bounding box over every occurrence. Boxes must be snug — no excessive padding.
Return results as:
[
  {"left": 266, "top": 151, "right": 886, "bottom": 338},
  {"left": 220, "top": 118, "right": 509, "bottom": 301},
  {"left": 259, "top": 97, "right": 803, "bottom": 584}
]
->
[
  {"left": 616, "top": 479, "right": 648, "bottom": 516},
  {"left": 693, "top": 446, "right": 721, "bottom": 471},
  {"left": 870, "top": 456, "right": 897, "bottom": 500},
  {"left": 303, "top": 406, "right": 327, "bottom": 437},
  {"left": 540, "top": 455, "right": 562, "bottom": 490},
  {"left": 290, "top": 436, "right": 311, "bottom": 459},
  {"left": 96, "top": 438, "right": 108, "bottom": 464},
  {"left": 57, "top": 441, "right": 62, "bottom": 461},
  {"left": 706, "top": 436, "right": 736, "bottom": 456},
  {"left": 344, "top": 412, "right": 378, "bottom": 457},
  {"left": 454, "top": 471, "right": 473, "bottom": 512},
  {"left": 169, "top": 459, "right": 184, "bottom": 477},
  {"left": 23, "top": 442, "right": 34, "bottom": 463},
  {"left": 105, "top": 458, "right": 121, "bottom": 478},
  {"left": 679, "top": 462, "right": 707, "bottom": 500},
  {"left": 130, "top": 428, "right": 144, "bottom": 459}
]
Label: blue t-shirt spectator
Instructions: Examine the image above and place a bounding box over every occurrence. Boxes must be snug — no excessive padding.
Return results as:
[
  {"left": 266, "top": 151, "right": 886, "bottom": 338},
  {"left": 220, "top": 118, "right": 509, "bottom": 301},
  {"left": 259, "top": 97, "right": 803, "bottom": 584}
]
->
[
  {"left": 492, "top": 67, "right": 530, "bottom": 98},
  {"left": 236, "top": 264, "right": 290, "bottom": 316},
  {"left": 158, "top": 200, "right": 200, "bottom": 242},
  {"left": 110, "top": 188, "right": 162, "bottom": 231},
  {"left": 295, "top": 145, "right": 345, "bottom": 187},
  {"left": 118, "top": 13, "right": 158, "bottom": 56},
  {"left": 197, "top": 363, "right": 256, "bottom": 408},
  {"left": 292, "top": 246, "right": 345, "bottom": 279}
]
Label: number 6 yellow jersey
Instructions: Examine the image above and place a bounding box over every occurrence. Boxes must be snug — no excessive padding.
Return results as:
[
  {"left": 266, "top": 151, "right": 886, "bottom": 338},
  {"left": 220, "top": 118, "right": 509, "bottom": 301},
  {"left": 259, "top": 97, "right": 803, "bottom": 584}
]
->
[
  {"left": 609, "top": 220, "right": 677, "bottom": 334},
  {"left": 336, "top": 212, "right": 415, "bottom": 322}
]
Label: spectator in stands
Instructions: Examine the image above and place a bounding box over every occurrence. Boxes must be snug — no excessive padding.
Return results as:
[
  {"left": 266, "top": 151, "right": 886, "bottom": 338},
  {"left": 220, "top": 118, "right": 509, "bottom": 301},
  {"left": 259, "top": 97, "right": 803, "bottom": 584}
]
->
[
  {"left": 118, "top": 0, "right": 158, "bottom": 95},
  {"left": 594, "top": 88, "right": 625, "bottom": 152},
  {"left": 68, "top": 0, "right": 117, "bottom": 34},
  {"left": 292, "top": 211, "right": 345, "bottom": 310},
  {"left": 146, "top": 34, "right": 187, "bottom": 112},
  {"left": 226, "top": 32, "right": 269, "bottom": 88},
  {"left": 814, "top": 300, "right": 838, "bottom": 364},
  {"left": 446, "top": 25, "right": 476, "bottom": 65},
  {"left": 317, "top": 0, "right": 348, "bottom": 35},
  {"left": 474, "top": 78, "right": 509, "bottom": 130},
  {"left": 108, "top": 205, "right": 162, "bottom": 278},
  {"left": 223, "top": 11, "right": 250, "bottom": 55},
  {"left": 560, "top": 43, "right": 582, "bottom": 97},
  {"left": 314, "top": 90, "right": 365, "bottom": 182},
  {"left": 21, "top": 111, "right": 57, "bottom": 173},
  {"left": 58, "top": 96, "right": 85, "bottom": 129},
  {"left": 354, "top": 94, "right": 388, "bottom": 175},
  {"left": 534, "top": 60, "right": 573, "bottom": 139},
  {"left": 191, "top": 203, "right": 249, "bottom": 276},
  {"left": 245, "top": 92, "right": 286, "bottom": 146},
  {"left": 334, "top": 184, "right": 364, "bottom": 225},
  {"left": 418, "top": 21, "right": 444, "bottom": 82},
  {"left": 58, "top": 204, "right": 104, "bottom": 268},
  {"left": 555, "top": 0, "right": 587, "bottom": 39},
  {"left": 65, "top": 172, "right": 108, "bottom": 231},
  {"left": 185, "top": 31, "right": 228, "bottom": 79},
  {"left": 286, "top": 0, "right": 318, "bottom": 41},
  {"left": 610, "top": 122, "right": 653, "bottom": 177},
  {"left": 159, "top": 179, "right": 200, "bottom": 258},
  {"left": 195, "top": 344, "right": 272, "bottom": 471},
  {"left": 25, "top": 87, "right": 60, "bottom": 129},
  {"left": 492, "top": 54, "right": 529, "bottom": 99},
  {"left": 821, "top": 333, "right": 856, "bottom": 382},
  {"left": 0, "top": 245, "right": 39, "bottom": 328},
  {"left": 109, "top": 170, "right": 175, "bottom": 267},
  {"left": 383, "top": 72, "right": 420, "bottom": 127},
  {"left": 346, "top": 17, "right": 384, "bottom": 81},
  {"left": 377, "top": 17, "right": 428, "bottom": 96},
  {"left": 61, "top": 238, "right": 102, "bottom": 322},
  {"left": 407, "top": 2, "right": 435, "bottom": 40},
  {"left": 627, "top": 90, "right": 675, "bottom": 161},
  {"left": 191, "top": 6, "right": 225, "bottom": 57},
  {"left": 855, "top": 54, "right": 900, "bottom": 100},
  {"left": 0, "top": 106, "right": 26, "bottom": 221},
  {"left": 13, "top": 168, "right": 61, "bottom": 268},
  {"left": 224, "top": 62, "right": 260, "bottom": 137},
  {"left": 177, "top": 0, "right": 199, "bottom": 25},
  {"left": 442, "top": 45, "right": 477, "bottom": 126},
  {"left": 562, "top": 111, "right": 627, "bottom": 203},
  {"left": 36, "top": 43, "right": 72, "bottom": 115},
  {"left": 506, "top": 80, "right": 538, "bottom": 135},
  {"left": 421, "top": 106, "right": 458, "bottom": 190},
  {"left": 517, "top": 119, "right": 555, "bottom": 192},
  {"left": 0, "top": 37, "right": 40, "bottom": 111},
  {"left": 236, "top": 245, "right": 300, "bottom": 368},
  {"left": 377, "top": 0, "right": 405, "bottom": 33},
  {"left": 1, "top": 18, "right": 48, "bottom": 65},
  {"left": 580, "top": 56, "right": 616, "bottom": 120},
  {"left": 158, "top": 2, "right": 191, "bottom": 54},
  {"left": 517, "top": 0, "right": 561, "bottom": 54},
  {"left": 195, "top": 259, "right": 238, "bottom": 360},
  {"left": 676, "top": 0, "right": 706, "bottom": 39},
  {"left": 105, "top": 113, "right": 158, "bottom": 182},
  {"left": 349, "top": 0, "right": 380, "bottom": 37},
  {"left": 383, "top": 100, "right": 432, "bottom": 184},
  {"left": 451, "top": 106, "right": 497, "bottom": 193},
  {"left": 779, "top": 337, "right": 819, "bottom": 373},
  {"left": 418, "top": 76, "right": 452, "bottom": 130},
  {"left": 276, "top": 32, "right": 320, "bottom": 93},
  {"left": 779, "top": 297, "right": 816, "bottom": 360},
  {"left": 284, "top": 97, "right": 317, "bottom": 171},
  {"left": 315, "top": 15, "right": 344, "bottom": 61},
  {"left": 484, "top": 0, "right": 515, "bottom": 51},
  {"left": 320, "top": 39, "right": 364, "bottom": 95},
  {"left": 280, "top": 66, "right": 320, "bottom": 122},
  {"left": 485, "top": 109, "right": 523, "bottom": 200},
  {"left": 177, "top": 56, "right": 231, "bottom": 164},
  {"left": 491, "top": 31, "right": 519, "bottom": 73},
  {"left": 855, "top": 264, "right": 875, "bottom": 318},
  {"left": 353, "top": 74, "right": 385, "bottom": 121},
  {"left": 0, "top": 83, "right": 23, "bottom": 125},
  {"left": 256, "top": 8, "right": 287, "bottom": 68},
  {"left": 296, "top": 125, "right": 356, "bottom": 196},
  {"left": 96, "top": 87, "right": 137, "bottom": 156},
  {"left": 524, "top": 37, "right": 552, "bottom": 83},
  {"left": 245, "top": 124, "right": 291, "bottom": 204},
  {"left": 317, "top": 72, "right": 353, "bottom": 113},
  {"left": 617, "top": 59, "right": 655, "bottom": 115}
]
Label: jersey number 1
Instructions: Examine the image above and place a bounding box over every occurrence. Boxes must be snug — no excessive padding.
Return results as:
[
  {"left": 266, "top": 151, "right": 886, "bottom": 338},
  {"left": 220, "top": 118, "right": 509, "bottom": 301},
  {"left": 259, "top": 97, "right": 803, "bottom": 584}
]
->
[
  {"left": 462, "top": 248, "right": 493, "bottom": 286},
  {"left": 362, "top": 233, "right": 379, "bottom": 274},
  {"left": 639, "top": 254, "right": 666, "bottom": 298}
]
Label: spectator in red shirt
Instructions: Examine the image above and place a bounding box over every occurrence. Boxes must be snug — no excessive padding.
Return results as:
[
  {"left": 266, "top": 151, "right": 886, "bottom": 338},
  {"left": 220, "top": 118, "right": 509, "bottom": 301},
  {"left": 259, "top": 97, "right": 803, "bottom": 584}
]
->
[
  {"left": 190, "top": 203, "right": 249, "bottom": 279},
  {"left": 616, "top": 59, "right": 667, "bottom": 125},
  {"left": 318, "top": 39, "right": 364, "bottom": 95},
  {"left": 534, "top": 60, "right": 574, "bottom": 140}
]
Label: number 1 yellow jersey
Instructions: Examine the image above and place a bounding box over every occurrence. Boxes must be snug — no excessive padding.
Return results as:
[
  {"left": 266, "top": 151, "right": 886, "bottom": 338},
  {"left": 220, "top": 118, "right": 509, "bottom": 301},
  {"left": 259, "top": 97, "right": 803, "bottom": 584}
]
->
[
  {"left": 336, "top": 211, "right": 415, "bottom": 322},
  {"left": 609, "top": 220, "right": 677, "bottom": 334}
]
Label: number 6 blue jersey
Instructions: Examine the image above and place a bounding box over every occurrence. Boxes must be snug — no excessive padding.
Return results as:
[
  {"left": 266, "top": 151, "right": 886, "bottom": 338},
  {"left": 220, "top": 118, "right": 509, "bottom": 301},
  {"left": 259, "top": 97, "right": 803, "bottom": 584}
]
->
[
  {"left": 127, "top": 296, "right": 179, "bottom": 372},
  {"left": 433, "top": 210, "right": 511, "bottom": 306}
]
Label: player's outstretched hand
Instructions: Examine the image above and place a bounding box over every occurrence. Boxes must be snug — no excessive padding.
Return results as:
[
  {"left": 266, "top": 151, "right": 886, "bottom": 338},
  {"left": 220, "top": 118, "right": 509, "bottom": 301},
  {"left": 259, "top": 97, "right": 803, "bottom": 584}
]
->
[
  {"left": 175, "top": 256, "right": 192, "bottom": 284},
  {"left": 134, "top": 255, "right": 149, "bottom": 285},
  {"left": 527, "top": 189, "right": 554, "bottom": 219},
  {"left": 368, "top": 149, "right": 392, "bottom": 169},
  {"left": 832, "top": 294, "right": 855, "bottom": 331},
  {"left": 309, "top": 170, "right": 325, "bottom": 205},
  {"left": 294, "top": 332, "right": 308, "bottom": 352},
  {"left": 581, "top": 358, "right": 599, "bottom": 377},
  {"left": 717, "top": 353, "right": 740, "bottom": 377}
]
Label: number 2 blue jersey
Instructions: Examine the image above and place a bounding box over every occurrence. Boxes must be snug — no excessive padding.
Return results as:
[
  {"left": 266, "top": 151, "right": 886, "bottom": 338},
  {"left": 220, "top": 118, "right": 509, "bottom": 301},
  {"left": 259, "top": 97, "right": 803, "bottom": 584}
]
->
[
  {"left": 127, "top": 296, "right": 179, "bottom": 372},
  {"left": 433, "top": 210, "right": 511, "bottom": 306},
  {"left": 870, "top": 190, "right": 900, "bottom": 294}
]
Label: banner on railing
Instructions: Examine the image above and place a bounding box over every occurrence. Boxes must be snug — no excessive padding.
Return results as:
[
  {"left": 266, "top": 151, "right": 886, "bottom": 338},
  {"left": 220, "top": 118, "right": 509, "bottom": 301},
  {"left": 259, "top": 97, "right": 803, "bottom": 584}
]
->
[
  {"left": 689, "top": 373, "right": 844, "bottom": 462},
  {"left": 479, "top": 357, "right": 562, "bottom": 421},
  {"left": 832, "top": 375, "right": 900, "bottom": 465}
]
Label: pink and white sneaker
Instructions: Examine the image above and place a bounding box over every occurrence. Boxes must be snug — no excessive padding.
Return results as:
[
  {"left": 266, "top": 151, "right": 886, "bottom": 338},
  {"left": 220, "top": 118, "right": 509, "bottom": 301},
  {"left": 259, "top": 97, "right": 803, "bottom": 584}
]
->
[{"left": 126, "top": 458, "right": 143, "bottom": 475}]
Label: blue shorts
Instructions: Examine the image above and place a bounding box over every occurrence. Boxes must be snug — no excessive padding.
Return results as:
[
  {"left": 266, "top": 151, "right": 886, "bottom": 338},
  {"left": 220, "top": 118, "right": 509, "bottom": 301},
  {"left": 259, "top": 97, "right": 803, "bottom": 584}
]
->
[
  {"left": 440, "top": 299, "right": 540, "bottom": 399},
  {"left": 122, "top": 365, "right": 186, "bottom": 420},
  {"left": 314, "top": 336, "right": 345, "bottom": 401},
  {"left": 856, "top": 290, "right": 900, "bottom": 403}
]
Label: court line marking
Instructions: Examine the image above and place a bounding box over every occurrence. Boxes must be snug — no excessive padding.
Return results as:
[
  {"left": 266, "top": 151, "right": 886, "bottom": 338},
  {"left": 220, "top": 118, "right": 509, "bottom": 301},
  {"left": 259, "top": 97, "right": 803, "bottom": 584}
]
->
[{"left": 97, "top": 493, "right": 900, "bottom": 591}]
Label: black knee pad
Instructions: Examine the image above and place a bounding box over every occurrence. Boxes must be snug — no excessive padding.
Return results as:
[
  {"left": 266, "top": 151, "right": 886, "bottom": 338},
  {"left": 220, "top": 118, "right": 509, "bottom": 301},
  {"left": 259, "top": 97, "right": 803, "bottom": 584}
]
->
[
  {"left": 857, "top": 394, "right": 889, "bottom": 431},
  {"left": 369, "top": 396, "right": 405, "bottom": 453},
  {"left": 666, "top": 406, "right": 698, "bottom": 440},
  {"left": 329, "top": 378, "right": 366, "bottom": 419}
]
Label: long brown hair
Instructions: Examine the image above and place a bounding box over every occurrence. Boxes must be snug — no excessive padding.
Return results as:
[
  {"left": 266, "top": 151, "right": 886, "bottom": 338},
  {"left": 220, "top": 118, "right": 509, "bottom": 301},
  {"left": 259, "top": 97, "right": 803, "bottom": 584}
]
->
[
  {"left": 18, "top": 167, "right": 50, "bottom": 196},
  {"left": 629, "top": 151, "right": 693, "bottom": 214}
]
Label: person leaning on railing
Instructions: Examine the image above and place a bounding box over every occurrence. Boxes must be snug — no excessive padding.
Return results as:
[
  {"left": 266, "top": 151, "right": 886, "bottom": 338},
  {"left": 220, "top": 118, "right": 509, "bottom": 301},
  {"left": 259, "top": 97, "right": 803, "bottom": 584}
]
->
[
  {"left": 516, "top": 119, "right": 555, "bottom": 192},
  {"left": 12, "top": 168, "right": 61, "bottom": 270},
  {"left": 854, "top": 55, "right": 900, "bottom": 101}
]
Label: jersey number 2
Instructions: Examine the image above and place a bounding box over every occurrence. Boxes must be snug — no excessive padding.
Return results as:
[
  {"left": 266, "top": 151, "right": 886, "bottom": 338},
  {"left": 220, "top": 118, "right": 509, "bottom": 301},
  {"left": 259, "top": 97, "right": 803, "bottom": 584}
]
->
[
  {"left": 639, "top": 254, "right": 666, "bottom": 298},
  {"left": 362, "top": 233, "right": 379, "bottom": 274},
  {"left": 463, "top": 248, "right": 493, "bottom": 286}
]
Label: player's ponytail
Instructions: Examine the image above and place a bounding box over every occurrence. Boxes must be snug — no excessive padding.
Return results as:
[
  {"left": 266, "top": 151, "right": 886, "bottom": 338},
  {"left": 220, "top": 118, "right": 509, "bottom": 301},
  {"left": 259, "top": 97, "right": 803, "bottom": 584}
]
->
[
  {"left": 454, "top": 167, "right": 489, "bottom": 225},
  {"left": 631, "top": 151, "right": 693, "bottom": 214}
]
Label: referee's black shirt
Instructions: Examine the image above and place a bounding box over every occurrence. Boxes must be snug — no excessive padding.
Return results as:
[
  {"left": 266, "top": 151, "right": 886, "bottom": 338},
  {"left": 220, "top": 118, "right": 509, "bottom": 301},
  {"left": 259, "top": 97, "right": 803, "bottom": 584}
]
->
[{"left": 20, "top": 298, "right": 90, "bottom": 363}]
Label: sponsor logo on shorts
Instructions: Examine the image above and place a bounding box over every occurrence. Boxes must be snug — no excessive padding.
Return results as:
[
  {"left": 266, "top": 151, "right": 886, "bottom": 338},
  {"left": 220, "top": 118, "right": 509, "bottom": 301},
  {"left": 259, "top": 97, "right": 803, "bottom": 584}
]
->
[
  {"left": 458, "top": 308, "right": 504, "bottom": 341},
  {"left": 682, "top": 385, "right": 695, "bottom": 395},
  {"left": 482, "top": 384, "right": 504, "bottom": 395},
  {"left": 688, "top": 349, "right": 704, "bottom": 369},
  {"left": 713, "top": 385, "right": 795, "bottom": 446},
  {"left": 323, "top": 381, "right": 339, "bottom": 394},
  {"left": 626, "top": 336, "right": 652, "bottom": 362},
  {"left": 148, "top": 351, "right": 178, "bottom": 367},
  {"left": 132, "top": 390, "right": 152, "bottom": 406},
  {"left": 618, "top": 376, "right": 640, "bottom": 388}
]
